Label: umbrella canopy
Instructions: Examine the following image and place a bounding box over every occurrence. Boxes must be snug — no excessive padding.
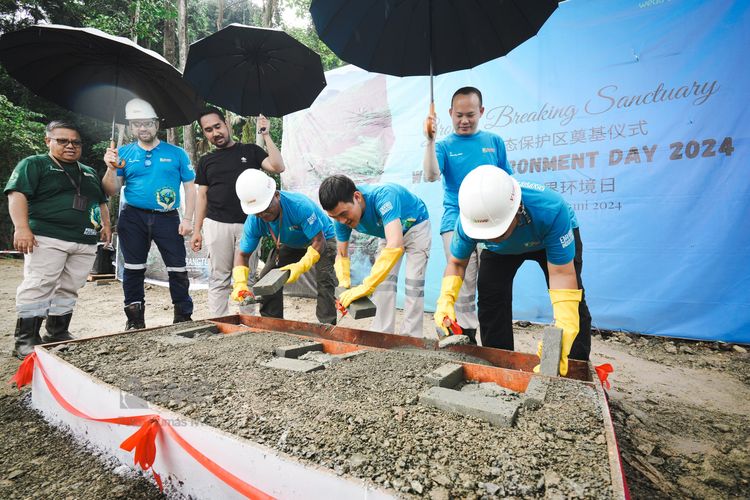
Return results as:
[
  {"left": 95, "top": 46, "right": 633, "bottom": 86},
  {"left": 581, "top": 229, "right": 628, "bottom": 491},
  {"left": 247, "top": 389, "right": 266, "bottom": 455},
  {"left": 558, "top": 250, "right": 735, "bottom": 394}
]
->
[
  {"left": 183, "top": 24, "right": 327, "bottom": 117},
  {"left": 0, "top": 24, "right": 204, "bottom": 128},
  {"left": 310, "top": 0, "right": 558, "bottom": 77}
]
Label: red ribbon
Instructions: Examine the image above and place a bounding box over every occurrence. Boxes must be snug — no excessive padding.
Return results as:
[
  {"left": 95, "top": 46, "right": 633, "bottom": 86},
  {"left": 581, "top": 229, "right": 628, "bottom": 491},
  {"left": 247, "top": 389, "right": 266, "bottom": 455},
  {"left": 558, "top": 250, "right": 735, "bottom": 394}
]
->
[
  {"left": 595, "top": 363, "right": 614, "bottom": 390},
  {"left": 9, "top": 351, "right": 274, "bottom": 499},
  {"left": 9, "top": 351, "right": 37, "bottom": 388}
]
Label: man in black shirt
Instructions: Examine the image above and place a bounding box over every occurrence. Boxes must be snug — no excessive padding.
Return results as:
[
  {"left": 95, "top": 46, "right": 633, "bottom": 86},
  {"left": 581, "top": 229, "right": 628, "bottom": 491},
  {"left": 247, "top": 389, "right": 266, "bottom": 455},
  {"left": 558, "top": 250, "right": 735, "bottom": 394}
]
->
[{"left": 191, "top": 108, "right": 285, "bottom": 317}]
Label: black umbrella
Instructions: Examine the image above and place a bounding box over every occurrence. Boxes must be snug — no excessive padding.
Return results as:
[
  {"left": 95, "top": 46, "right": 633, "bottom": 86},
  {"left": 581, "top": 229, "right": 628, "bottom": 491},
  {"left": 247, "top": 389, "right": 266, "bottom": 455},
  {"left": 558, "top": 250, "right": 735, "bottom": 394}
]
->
[
  {"left": 0, "top": 24, "right": 204, "bottom": 130},
  {"left": 183, "top": 24, "right": 327, "bottom": 117},
  {"left": 310, "top": 0, "right": 558, "bottom": 135}
]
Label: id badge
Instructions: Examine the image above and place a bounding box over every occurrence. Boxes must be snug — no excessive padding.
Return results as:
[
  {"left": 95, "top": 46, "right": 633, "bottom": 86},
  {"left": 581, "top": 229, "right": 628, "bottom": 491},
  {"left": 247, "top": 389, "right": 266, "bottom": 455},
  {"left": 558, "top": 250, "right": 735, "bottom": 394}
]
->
[{"left": 72, "top": 194, "right": 88, "bottom": 211}]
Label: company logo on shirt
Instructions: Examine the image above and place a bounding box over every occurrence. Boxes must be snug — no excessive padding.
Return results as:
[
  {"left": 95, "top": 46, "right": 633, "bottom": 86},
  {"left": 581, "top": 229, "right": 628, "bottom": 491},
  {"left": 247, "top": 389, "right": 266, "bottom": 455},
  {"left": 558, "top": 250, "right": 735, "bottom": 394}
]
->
[
  {"left": 482, "top": 147, "right": 496, "bottom": 153},
  {"left": 524, "top": 240, "right": 541, "bottom": 247},
  {"left": 156, "top": 187, "right": 177, "bottom": 210},
  {"left": 379, "top": 201, "right": 393, "bottom": 216},
  {"left": 519, "top": 181, "right": 545, "bottom": 192},
  {"left": 307, "top": 213, "right": 317, "bottom": 225},
  {"left": 159, "top": 157, "right": 172, "bottom": 163},
  {"left": 560, "top": 229, "right": 574, "bottom": 248},
  {"left": 448, "top": 152, "right": 463, "bottom": 157},
  {"left": 241, "top": 157, "right": 247, "bottom": 163}
]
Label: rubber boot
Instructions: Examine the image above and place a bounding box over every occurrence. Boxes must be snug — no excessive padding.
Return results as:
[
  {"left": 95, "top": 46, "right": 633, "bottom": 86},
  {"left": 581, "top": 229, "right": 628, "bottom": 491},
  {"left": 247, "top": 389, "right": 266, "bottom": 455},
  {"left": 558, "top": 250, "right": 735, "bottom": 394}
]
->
[
  {"left": 463, "top": 328, "right": 478, "bottom": 345},
  {"left": 13, "top": 317, "right": 44, "bottom": 359},
  {"left": 124, "top": 302, "right": 146, "bottom": 330},
  {"left": 42, "top": 313, "right": 75, "bottom": 343}
]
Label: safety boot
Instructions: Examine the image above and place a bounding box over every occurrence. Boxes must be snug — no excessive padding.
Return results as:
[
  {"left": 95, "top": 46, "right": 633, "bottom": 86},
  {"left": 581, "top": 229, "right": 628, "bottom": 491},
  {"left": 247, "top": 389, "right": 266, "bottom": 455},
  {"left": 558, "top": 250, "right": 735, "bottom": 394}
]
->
[
  {"left": 124, "top": 302, "right": 146, "bottom": 330},
  {"left": 463, "top": 328, "right": 478, "bottom": 345},
  {"left": 13, "top": 317, "right": 44, "bottom": 359},
  {"left": 42, "top": 313, "right": 75, "bottom": 343},
  {"left": 173, "top": 307, "right": 192, "bottom": 324}
]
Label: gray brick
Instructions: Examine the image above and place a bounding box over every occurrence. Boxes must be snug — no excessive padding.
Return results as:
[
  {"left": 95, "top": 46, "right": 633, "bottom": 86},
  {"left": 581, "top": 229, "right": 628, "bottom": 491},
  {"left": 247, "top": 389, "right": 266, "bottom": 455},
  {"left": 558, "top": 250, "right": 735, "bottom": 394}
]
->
[
  {"left": 275, "top": 342, "right": 324, "bottom": 359},
  {"left": 335, "top": 287, "right": 377, "bottom": 319},
  {"left": 419, "top": 387, "right": 519, "bottom": 427},
  {"left": 261, "top": 357, "right": 324, "bottom": 373},
  {"left": 252, "top": 269, "right": 290, "bottom": 296},
  {"left": 522, "top": 376, "right": 549, "bottom": 410},
  {"left": 424, "top": 363, "right": 464, "bottom": 388},
  {"left": 173, "top": 324, "right": 219, "bottom": 338},
  {"left": 540, "top": 326, "right": 563, "bottom": 377}
]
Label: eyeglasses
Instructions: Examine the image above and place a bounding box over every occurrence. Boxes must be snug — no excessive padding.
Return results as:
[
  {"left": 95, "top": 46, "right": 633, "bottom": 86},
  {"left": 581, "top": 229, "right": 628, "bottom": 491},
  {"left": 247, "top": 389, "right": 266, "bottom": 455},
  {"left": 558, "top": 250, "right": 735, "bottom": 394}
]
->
[
  {"left": 131, "top": 120, "right": 157, "bottom": 129},
  {"left": 50, "top": 138, "right": 83, "bottom": 148}
]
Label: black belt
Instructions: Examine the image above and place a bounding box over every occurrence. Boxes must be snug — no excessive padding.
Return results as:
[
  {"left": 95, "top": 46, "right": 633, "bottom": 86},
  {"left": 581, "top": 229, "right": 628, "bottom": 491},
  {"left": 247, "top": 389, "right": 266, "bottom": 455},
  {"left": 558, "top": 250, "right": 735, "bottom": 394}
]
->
[{"left": 126, "top": 205, "right": 177, "bottom": 215}]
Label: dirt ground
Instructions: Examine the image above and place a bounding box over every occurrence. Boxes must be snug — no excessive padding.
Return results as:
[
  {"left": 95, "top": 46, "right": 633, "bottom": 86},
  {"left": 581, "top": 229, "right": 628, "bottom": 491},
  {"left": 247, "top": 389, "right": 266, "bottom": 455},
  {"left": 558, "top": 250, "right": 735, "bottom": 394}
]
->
[{"left": 0, "top": 257, "right": 748, "bottom": 498}]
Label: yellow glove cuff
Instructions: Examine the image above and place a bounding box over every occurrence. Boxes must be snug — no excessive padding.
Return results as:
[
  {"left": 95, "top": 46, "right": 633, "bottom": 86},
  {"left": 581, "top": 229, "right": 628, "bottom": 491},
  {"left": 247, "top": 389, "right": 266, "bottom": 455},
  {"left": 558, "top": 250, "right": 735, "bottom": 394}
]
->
[
  {"left": 303, "top": 245, "right": 321, "bottom": 267},
  {"left": 232, "top": 265, "right": 249, "bottom": 284},
  {"left": 549, "top": 288, "right": 582, "bottom": 304},
  {"left": 334, "top": 256, "right": 351, "bottom": 288},
  {"left": 439, "top": 275, "right": 464, "bottom": 304}
]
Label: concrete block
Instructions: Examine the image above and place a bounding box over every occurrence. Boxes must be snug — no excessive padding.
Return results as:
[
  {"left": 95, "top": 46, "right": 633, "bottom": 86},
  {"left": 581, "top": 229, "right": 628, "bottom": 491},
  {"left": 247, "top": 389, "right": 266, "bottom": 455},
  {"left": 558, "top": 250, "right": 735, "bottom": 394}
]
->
[
  {"left": 424, "top": 363, "right": 464, "bottom": 388},
  {"left": 252, "top": 269, "right": 290, "bottom": 296},
  {"left": 261, "top": 357, "right": 324, "bottom": 373},
  {"left": 540, "top": 326, "right": 563, "bottom": 377},
  {"left": 522, "top": 376, "right": 549, "bottom": 410},
  {"left": 335, "top": 287, "right": 377, "bottom": 319},
  {"left": 419, "top": 387, "right": 519, "bottom": 428},
  {"left": 173, "top": 324, "right": 219, "bottom": 338},
  {"left": 275, "top": 342, "right": 324, "bottom": 359}
]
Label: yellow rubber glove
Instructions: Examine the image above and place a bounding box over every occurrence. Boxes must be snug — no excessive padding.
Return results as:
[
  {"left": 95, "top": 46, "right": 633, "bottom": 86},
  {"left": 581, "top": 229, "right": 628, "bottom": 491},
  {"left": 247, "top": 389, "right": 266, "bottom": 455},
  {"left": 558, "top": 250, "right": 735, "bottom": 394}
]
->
[
  {"left": 334, "top": 256, "right": 351, "bottom": 288},
  {"left": 279, "top": 246, "right": 320, "bottom": 284},
  {"left": 434, "top": 275, "right": 463, "bottom": 335},
  {"left": 230, "top": 266, "right": 250, "bottom": 302},
  {"left": 339, "top": 247, "right": 404, "bottom": 308},
  {"left": 533, "top": 289, "right": 582, "bottom": 376}
]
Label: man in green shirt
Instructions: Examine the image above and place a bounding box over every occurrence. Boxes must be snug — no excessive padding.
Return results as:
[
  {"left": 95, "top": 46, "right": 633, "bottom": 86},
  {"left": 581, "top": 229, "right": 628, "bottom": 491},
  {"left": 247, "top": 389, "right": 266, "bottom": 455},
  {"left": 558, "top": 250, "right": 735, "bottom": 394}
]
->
[{"left": 4, "top": 121, "right": 111, "bottom": 359}]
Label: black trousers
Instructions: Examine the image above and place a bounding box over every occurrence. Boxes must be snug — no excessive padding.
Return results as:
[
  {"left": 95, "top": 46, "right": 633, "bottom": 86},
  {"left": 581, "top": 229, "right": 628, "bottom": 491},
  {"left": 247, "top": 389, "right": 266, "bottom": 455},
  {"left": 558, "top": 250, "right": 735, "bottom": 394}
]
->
[
  {"left": 259, "top": 238, "right": 338, "bottom": 324},
  {"left": 477, "top": 228, "right": 591, "bottom": 361}
]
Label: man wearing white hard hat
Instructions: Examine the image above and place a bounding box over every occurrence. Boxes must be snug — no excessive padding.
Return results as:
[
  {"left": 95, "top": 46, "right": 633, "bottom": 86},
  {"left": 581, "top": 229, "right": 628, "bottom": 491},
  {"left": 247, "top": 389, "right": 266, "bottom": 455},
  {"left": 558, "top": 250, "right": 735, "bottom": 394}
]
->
[
  {"left": 423, "top": 87, "right": 513, "bottom": 344},
  {"left": 102, "top": 98, "right": 196, "bottom": 330},
  {"left": 436, "top": 166, "right": 591, "bottom": 375},
  {"left": 231, "top": 169, "right": 337, "bottom": 324}
]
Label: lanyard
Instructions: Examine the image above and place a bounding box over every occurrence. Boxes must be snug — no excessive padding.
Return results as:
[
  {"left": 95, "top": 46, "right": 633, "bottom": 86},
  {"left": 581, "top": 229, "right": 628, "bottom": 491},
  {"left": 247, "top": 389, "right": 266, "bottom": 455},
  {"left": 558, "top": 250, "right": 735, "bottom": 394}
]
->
[
  {"left": 48, "top": 153, "right": 82, "bottom": 195},
  {"left": 265, "top": 207, "right": 283, "bottom": 263}
]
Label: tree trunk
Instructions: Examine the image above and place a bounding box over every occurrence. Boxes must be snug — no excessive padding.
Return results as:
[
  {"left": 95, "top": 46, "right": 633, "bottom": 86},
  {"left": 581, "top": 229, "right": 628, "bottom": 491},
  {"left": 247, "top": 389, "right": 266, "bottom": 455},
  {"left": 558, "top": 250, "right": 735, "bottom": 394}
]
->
[
  {"left": 163, "top": 8, "right": 178, "bottom": 145},
  {"left": 131, "top": 0, "right": 141, "bottom": 42},
  {"left": 262, "top": 0, "right": 278, "bottom": 28},
  {"left": 177, "top": 0, "right": 196, "bottom": 164},
  {"left": 216, "top": 0, "right": 224, "bottom": 31}
]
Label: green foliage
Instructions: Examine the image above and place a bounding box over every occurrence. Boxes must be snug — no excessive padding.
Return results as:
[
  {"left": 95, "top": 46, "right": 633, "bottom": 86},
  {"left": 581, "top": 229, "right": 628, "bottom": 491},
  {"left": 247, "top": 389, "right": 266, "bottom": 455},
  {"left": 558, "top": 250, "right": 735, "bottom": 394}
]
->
[{"left": 0, "top": 94, "right": 46, "bottom": 249}]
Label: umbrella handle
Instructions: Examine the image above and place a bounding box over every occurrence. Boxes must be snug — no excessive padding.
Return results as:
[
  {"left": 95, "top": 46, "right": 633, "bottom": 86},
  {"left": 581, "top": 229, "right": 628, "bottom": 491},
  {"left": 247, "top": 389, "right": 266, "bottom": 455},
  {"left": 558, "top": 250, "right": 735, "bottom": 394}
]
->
[
  {"left": 423, "top": 101, "right": 436, "bottom": 139},
  {"left": 108, "top": 140, "right": 126, "bottom": 169}
]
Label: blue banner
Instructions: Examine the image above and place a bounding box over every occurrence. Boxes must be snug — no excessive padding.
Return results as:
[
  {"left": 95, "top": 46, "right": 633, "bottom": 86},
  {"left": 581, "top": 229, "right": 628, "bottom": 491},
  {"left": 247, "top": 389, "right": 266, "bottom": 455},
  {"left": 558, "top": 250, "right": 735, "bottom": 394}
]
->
[{"left": 283, "top": 0, "right": 750, "bottom": 342}]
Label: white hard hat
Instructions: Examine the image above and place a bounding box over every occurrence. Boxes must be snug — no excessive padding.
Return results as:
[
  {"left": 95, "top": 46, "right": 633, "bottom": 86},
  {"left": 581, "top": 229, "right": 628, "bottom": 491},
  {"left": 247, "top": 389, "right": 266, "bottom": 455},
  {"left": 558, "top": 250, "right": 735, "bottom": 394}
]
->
[
  {"left": 235, "top": 169, "right": 276, "bottom": 214},
  {"left": 125, "top": 98, "right": 157, "bottom": 120},
  {"left": 458, "top": 165, "right": 521, "bottom": 240}
]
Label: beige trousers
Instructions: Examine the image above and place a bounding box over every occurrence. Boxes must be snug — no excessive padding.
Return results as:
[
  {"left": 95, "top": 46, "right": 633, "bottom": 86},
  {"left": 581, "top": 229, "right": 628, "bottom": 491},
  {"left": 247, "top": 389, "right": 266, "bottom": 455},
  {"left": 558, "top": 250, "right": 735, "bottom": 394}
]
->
[
  {"left": 203, "top": 218, "right": 259, "bottom": 317},
  {"left": 442, "top": 231, "right": 480, "bottom": 330},
  {"left": 16, "top": 235, "right": 97, "bottom": 318},
  {"left": 371, "top": 220, "right": 431, "bottom": 338}
]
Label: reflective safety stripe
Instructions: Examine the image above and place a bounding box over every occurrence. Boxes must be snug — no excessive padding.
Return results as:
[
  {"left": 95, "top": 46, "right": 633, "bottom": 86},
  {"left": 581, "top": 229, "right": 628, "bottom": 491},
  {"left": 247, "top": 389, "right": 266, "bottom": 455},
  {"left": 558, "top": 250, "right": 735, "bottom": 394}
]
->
[
  {"left": 17, "top": 301, "right": 51, "bottom": 318},
  {"left": 456, "top": 294, "right": 476, "bottom": 303},
  {"left": 49, "top": 298, "right": 76, "bottom": 316},
  {"left": 384, "top": 274, "right": 398, "bottom": 282},
  {"left": 405, "top": 278, "right": 425, "bottom": 286},
  {"left": 124, "top": 263, "right": 147, "bottom": 270},
  {"left": 405, "top": 288, "right": 424, "bottom": 297},
  {"left": 455, "top": 303, "right": 477, "bottom": 313},
  {"left": 375, "top": 283, "right": 398, "bottom": 292},
  {"left": 166, "top": 266, "right": 187, "bottom": 272}
]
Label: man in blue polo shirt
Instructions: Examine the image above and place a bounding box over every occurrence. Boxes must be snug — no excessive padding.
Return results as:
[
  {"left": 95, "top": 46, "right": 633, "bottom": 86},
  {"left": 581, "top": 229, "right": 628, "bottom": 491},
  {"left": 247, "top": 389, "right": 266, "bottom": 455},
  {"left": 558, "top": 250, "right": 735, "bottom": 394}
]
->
[
  {"left": 102, "top": 98, "right": 196, "bottom": 329},
  {"left": 319, "top": 174, "right": 431, "bottom": 338},
  {"left": 232, "top": 169, "right": 337, "bottom": 324},
  {"left": 436, "top": 166, "right": 592, "bottom": 375},
  {"left": 423, "top": 86, "right": 513, "bottom": 343}
]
